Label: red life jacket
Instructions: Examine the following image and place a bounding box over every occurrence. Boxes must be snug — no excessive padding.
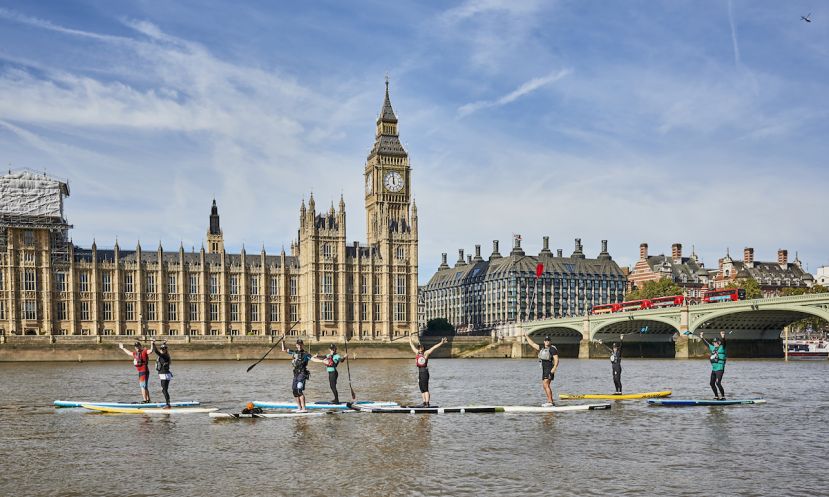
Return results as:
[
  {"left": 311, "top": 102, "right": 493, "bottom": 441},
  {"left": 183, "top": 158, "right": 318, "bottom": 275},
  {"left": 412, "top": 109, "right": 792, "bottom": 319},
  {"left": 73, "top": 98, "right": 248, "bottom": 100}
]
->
[
  {"left": 133, "top": 350, "right": 148, "bottom": 371},
  {"left": 323, "top": 354, "right": 336, "bottom": 367},
  {"left": 416, "top": 353, "right": 428, "bottom": 368}
]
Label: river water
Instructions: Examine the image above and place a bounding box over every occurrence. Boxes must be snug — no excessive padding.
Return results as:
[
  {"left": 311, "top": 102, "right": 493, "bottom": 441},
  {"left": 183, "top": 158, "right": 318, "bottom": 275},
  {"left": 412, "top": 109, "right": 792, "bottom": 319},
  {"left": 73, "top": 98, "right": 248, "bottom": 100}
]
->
[{"left": 1, "top": 357, "right": 827, "bottom": 497}]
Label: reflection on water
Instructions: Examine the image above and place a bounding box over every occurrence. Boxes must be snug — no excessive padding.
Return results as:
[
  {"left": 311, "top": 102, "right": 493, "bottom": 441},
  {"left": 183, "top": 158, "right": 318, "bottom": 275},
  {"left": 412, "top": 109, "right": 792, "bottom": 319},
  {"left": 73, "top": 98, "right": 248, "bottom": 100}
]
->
[{"left": 1, "top": 358, "right": 828, "bottom": 496}]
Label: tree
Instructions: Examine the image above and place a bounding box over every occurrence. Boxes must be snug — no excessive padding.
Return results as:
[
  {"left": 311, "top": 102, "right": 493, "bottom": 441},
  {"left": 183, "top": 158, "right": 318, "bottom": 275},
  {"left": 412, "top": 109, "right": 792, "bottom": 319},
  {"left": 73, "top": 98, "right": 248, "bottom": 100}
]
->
[
  {"left": 625, "top": 278, "right": 683, "bottom": 301},
  {"left": 425, "top": 318, "right": 455, "bottom": 336},
  {"left": 725, "top": 278, "right": 762, "bottom": 299}
]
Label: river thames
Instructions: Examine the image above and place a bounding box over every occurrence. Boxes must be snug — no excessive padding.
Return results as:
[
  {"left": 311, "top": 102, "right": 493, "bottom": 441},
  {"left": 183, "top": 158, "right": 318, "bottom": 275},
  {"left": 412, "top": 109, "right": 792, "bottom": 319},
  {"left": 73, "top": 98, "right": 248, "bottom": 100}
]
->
[{"left": 1, "top": 357, "right": 827, "bottom": 496}]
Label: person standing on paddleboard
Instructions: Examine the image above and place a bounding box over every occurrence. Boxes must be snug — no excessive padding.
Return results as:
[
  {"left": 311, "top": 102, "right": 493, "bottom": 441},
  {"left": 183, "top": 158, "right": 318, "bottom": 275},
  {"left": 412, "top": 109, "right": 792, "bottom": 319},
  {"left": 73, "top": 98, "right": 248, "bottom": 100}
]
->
[
  {"left": 150, "top": 340, "right": 173, "bottom": 409},
  {"left": 523, "top": 334, "right": 559, "bottom": 406},
  {"left": 700, "top": 331, "right": 727, "bottom": 400},
  {"left": 409, "top": 334, "right": 448, "bottom": 407},
  {"left": 281, "top": 338, "right": 322, "bottom": 412},
  {"left": 118, "top": 341, "right": 153, "bottom": 403},
  {"left": 321, "top": 344, "right": 348, "bottom": 404},
  {"left": 597, "top": 335, "right": 624, "bottom": 394}
]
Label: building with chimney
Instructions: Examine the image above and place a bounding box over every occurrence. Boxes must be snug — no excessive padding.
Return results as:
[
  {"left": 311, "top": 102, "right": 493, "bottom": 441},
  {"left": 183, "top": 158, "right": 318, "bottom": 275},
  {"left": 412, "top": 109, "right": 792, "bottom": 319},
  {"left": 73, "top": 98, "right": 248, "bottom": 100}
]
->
[
  {"left": 712, "top": 247, "right": 814, "bottom": 297},
  {"left": 0, "top": 82, "right": 418, "bottom": 340},
  {"left": 627, "top": 242, "right": 712, "bottom": 300},
  {"left": 420, "top": 236, "right": 626, "bottom": 333}
]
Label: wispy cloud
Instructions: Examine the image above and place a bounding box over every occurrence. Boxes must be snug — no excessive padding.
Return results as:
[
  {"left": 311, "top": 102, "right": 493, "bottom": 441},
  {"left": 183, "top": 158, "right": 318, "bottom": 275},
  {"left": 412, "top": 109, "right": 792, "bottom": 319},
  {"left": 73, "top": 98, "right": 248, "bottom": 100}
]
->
[{"left": 458, "top": 69, "right": 571, "bottom": 117}]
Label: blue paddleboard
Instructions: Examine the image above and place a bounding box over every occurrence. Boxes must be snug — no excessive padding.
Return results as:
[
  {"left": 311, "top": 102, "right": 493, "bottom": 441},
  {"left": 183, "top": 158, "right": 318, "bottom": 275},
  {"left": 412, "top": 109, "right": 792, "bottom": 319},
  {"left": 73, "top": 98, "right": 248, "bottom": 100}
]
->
[
  {"left": 54, "top": 400, "right": 200, "bottom": 408},
  {"left": 647, "top": 399, "right": 766, "bottom": 407}
]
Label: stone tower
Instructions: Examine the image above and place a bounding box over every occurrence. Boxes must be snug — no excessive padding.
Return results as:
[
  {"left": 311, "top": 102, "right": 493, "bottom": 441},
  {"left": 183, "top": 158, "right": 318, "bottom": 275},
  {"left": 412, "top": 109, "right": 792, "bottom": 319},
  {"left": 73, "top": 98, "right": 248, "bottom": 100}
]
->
[{"left": 206, "top": 199, "right": 224, "bottom": 254}]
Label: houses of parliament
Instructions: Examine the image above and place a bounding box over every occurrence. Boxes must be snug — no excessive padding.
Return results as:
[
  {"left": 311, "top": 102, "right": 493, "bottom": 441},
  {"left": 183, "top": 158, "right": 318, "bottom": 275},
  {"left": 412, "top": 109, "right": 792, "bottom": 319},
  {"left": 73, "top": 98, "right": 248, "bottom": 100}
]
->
[{"left": 0, "top": 83, "right": 419, "bottom": 341}]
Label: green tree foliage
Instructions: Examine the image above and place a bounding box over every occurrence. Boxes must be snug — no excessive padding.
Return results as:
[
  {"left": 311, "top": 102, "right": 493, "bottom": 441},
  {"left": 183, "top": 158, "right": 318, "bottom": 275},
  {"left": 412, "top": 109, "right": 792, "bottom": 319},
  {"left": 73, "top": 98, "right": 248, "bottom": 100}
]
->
[
  {"left": 725, "top": 278, "right": 762, "bottom": 299},
  {"left": 779, "top": 284, "right": 829, "bottom": 334},
  {"left": 425, "top": 318, "right": 455, "bottom": 336},
  {"left": 625, "top": 278, "right": 683, "bottom": 301}
]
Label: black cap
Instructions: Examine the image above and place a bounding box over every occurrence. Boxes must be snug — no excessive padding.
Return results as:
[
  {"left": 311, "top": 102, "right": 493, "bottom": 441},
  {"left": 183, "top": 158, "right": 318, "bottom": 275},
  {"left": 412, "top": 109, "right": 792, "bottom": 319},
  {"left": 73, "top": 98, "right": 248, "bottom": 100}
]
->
[
  {"left": 134, "top": 341, "right": 142, "bottom": 348},
  {"left": 296, "top": 339, "right": 304, "bottom": 344},
  {"left": 159, "top": 342, "right": 168, "bottom": 349},
  {"left": 329, "top": 343, "right": 337, "bottom": 350},
  {"left": 544, "top": 336, "right": 551, "bottom": 341}
]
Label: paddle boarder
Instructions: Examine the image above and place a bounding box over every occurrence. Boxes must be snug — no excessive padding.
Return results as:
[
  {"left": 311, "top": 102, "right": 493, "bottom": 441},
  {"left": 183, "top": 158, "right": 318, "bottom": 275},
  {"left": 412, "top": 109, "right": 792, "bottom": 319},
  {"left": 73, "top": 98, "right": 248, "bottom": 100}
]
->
[
  {"left": 150, "top": 340, "right": 173, "bottom": 409},
  {"left": 700, "top": 331, "right": 727, "bottom": 400},
  {"left": 597, "top": 335, "right": 624, "bottom": 394},
  {"left": 281, "top": 338, "right": 322, "bottom": 412},
  {"left": 409, "top": 334, "right": 448, "bottom": 407},
  {"left": 321, "top": 344, "right": 348, "bottom": 404},
  {"left": 522, "top": 333, "right": 559, "bottom": 406},
  {"left": 117, "top": 341, "right": 153, "bottom": 403}
]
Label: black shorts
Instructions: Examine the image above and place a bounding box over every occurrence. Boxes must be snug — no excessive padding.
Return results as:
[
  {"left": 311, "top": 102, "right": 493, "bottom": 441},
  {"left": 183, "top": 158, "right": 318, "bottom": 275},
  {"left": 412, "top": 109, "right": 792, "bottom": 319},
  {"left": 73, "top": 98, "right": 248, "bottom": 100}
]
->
[
  {"left": 418, "top": 368, "right": 430, "bottom": 393},
  {"left": 541, "top": 361, "right": 555, "bottom": 381}
]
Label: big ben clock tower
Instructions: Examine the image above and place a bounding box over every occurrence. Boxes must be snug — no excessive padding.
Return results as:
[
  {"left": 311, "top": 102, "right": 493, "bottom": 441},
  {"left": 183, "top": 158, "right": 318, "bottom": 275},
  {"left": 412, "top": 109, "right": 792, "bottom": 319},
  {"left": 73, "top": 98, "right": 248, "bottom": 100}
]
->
[
  {"left": 365, "top": 79, "right": 412, "bottom": 245},
  {"left": 363, "top": 79, "right": 418, "bottom": 339}
]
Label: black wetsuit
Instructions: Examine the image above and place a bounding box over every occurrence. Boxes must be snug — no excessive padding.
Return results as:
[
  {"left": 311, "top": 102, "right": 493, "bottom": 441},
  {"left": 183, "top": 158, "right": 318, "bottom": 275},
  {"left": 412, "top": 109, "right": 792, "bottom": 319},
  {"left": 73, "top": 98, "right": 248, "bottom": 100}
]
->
[
  {"left": 610, "top": 347, "right": 622, "bottom": 393},
  {"left": 155, "top": 349, "right": 172, "bottom": 406}
]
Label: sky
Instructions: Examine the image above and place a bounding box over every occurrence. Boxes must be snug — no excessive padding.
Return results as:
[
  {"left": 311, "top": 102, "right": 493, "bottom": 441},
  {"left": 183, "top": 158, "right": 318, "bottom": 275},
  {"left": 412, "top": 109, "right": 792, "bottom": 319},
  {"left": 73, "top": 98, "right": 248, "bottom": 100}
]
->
[{"left": 0, "top": 0, "right": 827, "bottom": 282}]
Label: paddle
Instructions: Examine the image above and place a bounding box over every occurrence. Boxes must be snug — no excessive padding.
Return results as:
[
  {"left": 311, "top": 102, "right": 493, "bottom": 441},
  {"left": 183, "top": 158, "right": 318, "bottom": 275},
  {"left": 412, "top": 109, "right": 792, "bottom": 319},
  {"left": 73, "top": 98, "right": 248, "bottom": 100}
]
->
[
  {"left": 246, "top": 321, "right": 299, "bottom": 372},
  {"left": 342, "top": 333, "right": 356, "bottom": 401}
]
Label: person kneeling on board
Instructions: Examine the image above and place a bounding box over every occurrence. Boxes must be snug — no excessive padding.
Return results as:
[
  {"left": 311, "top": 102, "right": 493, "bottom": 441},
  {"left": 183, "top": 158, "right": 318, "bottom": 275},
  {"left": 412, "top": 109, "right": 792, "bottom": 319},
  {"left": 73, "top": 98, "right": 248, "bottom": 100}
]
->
[
  {"left": 118, "top": 341, "right": 153, "bottom": 403},
  {"left": 241, "top": 402, "right": 263, "bottom": 415},
  {"left": 281, "top": 338, "right": 323, "bottom": 412},
  {"left": 523, "top": 334, "right": 559, "bottom": 406},
  {"left": 700, "top": 331, "right": 727, "bottom": 400},
  {"left": 322, "top": 344, "right": 348, "bottom": 404},
  {"left": 151, "top": 340, "right": 173, "bottom": 409},
  {"left": 597, "top": 335, "right": 624, "bottom": 394},
  {"left": 409, "top": 334, "right": 448, "bottom": 407}
]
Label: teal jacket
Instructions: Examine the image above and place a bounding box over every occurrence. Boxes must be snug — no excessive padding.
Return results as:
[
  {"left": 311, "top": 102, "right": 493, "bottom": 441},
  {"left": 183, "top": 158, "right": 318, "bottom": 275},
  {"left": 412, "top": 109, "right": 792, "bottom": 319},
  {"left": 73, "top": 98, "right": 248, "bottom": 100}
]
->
[{"left": 708, "top": 341, "right": 727, "bottom": 372}]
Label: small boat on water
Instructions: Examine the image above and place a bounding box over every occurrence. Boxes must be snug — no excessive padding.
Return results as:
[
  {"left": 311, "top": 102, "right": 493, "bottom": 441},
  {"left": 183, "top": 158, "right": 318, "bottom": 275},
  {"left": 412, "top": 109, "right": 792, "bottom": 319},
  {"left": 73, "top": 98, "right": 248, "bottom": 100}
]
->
[{"left": 786, "top": 340, "right": 829, "bottom": 359}]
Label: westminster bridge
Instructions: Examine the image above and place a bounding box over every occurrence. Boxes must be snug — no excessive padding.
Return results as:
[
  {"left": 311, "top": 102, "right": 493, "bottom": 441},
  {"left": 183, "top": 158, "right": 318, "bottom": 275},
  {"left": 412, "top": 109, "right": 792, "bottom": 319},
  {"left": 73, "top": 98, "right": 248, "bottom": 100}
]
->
[{"left": 522, "top": 293, "right": 829, "bottom": 358}]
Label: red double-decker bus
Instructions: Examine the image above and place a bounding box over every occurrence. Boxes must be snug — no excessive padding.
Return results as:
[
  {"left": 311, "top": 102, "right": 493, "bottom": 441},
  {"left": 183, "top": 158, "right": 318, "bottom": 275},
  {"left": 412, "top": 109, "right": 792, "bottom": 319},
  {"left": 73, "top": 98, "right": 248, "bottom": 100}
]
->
[
  {"left": 591, "top": 303, "right": 622, "bottom": 314},
  {"left": 650, "top": 295, "right": 685, "bottom": 308},
  {"left": 703, "top": 288, "right": 746, "bottom": 303}
]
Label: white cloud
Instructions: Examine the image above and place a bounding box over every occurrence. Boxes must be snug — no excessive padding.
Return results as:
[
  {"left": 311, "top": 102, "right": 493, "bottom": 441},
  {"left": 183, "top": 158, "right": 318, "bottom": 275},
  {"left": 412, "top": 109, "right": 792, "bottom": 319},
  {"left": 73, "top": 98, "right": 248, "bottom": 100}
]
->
[{"left": 458, "top": 69, "right": 571, "bottom": 116}]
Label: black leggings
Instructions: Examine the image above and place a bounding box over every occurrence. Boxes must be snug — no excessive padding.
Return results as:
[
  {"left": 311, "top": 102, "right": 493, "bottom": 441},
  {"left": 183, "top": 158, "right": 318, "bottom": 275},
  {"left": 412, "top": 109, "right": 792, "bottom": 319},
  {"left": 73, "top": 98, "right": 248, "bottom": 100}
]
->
[
  {"left": 710, "top": 370, "right": 725, "bottom": 397},
  {"left": 612, "top": 366, "right": 622, "bottom": 393},
  {"left": 328, "top": 370, "right": 339, "bottom": 403},
  {"left": 160, "top": 379, "right": 170, "bottom": 406}
]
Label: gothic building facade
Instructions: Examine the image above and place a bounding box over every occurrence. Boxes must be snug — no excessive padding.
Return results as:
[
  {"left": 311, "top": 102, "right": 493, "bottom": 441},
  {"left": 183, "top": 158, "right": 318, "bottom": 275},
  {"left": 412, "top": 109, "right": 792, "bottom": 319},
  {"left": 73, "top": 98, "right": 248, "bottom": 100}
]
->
[{"left": 0, "top": 83, "right": 418, "bottom": 341}]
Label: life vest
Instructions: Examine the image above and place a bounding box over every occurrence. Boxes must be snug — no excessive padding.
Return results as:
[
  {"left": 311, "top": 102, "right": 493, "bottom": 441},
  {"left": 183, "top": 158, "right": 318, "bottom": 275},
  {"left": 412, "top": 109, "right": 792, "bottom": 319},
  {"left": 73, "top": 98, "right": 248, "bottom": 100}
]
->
[
  {"left": 538, "top": 346, "right": 557, "bottom": 362},
  {"left": 133, "top": 350, "right": 148, "bottom": 369},
  {"left": 710, "top": 344, "right": 726, "bottom": 366},
  {"left": 292, "top": 351, "right": 310, "bottom": 375},
  {"left": 156, "top": 352, "right": 171, "bottom": 373},
  {"left": 610, "top": 351, "right": 619, "bottom": 364},
  {"left": 416, "top": 353, "right": 428, "bottom": 368},
  {"left": 323, "top": 354, "right": 337, "bottom": 368}
]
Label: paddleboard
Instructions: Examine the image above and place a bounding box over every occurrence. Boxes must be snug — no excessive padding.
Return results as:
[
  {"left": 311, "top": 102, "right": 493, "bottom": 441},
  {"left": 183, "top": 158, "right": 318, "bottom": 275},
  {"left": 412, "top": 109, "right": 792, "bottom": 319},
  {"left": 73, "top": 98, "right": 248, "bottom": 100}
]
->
[
  {"left": 647, "top": 399, "right": 766, "bottom": 407},
  {"left": 209, "top": 411, "right": 339, "bottom": 419},
  {"left": 349, "top": 403, "right": 611, "bottom": 414},
  {"left": 81, "top": 404, "right": 217, "bottom": 414},
  {"left": 54, "top": 400, "right": 200, "bottom": 409},
  {"left": 560, "top": 391, "right": 672, "bottom": 400},
  {"left": 253, "top": 400, "right": 397, "bottom": 410}
]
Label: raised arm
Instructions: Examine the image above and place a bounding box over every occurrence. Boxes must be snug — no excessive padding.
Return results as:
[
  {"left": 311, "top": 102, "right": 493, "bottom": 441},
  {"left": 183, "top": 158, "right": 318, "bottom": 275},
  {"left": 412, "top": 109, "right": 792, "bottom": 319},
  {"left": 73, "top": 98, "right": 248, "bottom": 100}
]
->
[
  {"left": 699, "top": 332, "right": 711, "bottom": 347},
  {"left": 309, "top": 353, "right": 325, "bottom": 363},
  {"left": 596, "top": 339, "right": 613, "bottom": 353},
  {"left": 523, "top": 333, "right": 540, "bottom": 352},
  {"left": 424, "top": 337, "right": 448, "bottom": 358},
  {"left": 408, "top": 333, "right": 419, "bottom": 354},
  {"left": 117, "top": 343, "right": 134, "bottom": 357}
]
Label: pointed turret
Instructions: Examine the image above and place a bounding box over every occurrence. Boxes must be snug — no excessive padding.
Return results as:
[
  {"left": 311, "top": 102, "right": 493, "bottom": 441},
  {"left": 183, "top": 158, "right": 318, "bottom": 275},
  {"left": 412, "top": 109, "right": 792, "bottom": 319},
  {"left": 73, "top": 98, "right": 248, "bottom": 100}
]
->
[
  {"left": 379, "top": 76, "right": 398, "bottom": 124},
  {"left": 207, "top": 199, "right": 225, "bottom": 254}
]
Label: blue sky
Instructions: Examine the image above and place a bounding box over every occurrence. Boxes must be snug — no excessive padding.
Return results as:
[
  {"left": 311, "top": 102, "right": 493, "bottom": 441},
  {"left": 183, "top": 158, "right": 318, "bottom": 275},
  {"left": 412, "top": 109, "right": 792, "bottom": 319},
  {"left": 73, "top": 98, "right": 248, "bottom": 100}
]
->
[{"left": 1, "top": 0, "right": 827, "bottom": 281}]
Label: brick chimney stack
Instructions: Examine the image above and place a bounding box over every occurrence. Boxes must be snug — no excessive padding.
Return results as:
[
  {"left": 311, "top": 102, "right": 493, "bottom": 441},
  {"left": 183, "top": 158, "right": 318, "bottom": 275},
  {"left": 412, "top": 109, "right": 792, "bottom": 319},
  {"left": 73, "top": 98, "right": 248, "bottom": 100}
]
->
[
  {"left": 778, "top": 249, "right": 788, "bottom": 266},
  {"left": 743, "top": 247, "right": 754, "bottom": 265},
  {"left": 640, "top": 243, "right": 648, "bottom": 260},
  {"left": 672, "top": 243, "right": 682, "bottom": 262}
]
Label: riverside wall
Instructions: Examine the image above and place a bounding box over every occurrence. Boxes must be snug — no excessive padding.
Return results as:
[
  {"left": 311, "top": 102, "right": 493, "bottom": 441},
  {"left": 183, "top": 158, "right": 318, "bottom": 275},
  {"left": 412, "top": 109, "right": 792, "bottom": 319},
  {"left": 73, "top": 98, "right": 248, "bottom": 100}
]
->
[{"left": 0, "top": 335, "right": 784, "bottom": 361}]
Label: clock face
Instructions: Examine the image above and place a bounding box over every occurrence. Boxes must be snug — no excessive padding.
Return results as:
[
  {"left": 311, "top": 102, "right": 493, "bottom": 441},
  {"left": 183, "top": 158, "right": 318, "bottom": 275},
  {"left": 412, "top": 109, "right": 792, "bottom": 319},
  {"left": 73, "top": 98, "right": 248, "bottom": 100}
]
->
[
  {"left": 365, "top": 174, "right": 373, "bottom": 195},
  {"left": 384, "top": 171, "right": 404, "bottom": 192}
]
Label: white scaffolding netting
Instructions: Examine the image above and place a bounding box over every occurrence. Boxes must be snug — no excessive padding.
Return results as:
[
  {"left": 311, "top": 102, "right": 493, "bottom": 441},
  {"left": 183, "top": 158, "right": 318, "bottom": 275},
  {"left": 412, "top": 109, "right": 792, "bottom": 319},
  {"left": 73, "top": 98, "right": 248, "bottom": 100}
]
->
[{"left": 0, "top": 171, "right": 67, "bottom": 218}]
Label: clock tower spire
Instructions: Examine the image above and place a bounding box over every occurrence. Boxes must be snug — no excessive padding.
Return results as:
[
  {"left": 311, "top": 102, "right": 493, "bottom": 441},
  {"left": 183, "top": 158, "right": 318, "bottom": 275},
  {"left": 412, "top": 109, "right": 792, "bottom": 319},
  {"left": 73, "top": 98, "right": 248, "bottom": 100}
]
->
[{"left": 365, "top": 79, "right": 410, "bottom": 244}]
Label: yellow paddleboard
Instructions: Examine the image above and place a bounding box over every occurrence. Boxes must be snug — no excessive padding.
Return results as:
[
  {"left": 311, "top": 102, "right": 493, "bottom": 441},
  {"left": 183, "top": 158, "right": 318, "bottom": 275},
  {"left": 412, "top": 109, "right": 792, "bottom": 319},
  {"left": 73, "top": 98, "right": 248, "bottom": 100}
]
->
[
  {"left": 559, "top": 391, "right": 672, "bottom": 400},
  {"left": 81, "top": 404, "right": 217, "bottom": 414}
]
